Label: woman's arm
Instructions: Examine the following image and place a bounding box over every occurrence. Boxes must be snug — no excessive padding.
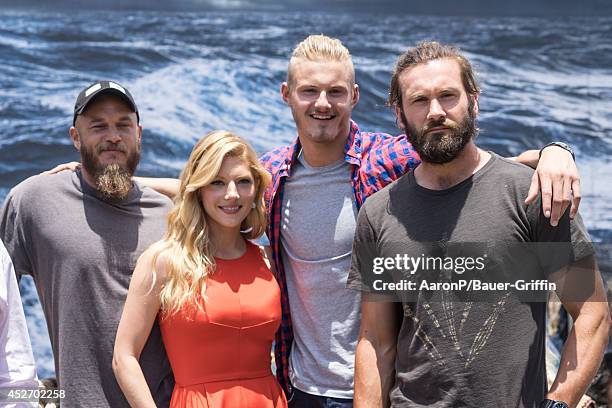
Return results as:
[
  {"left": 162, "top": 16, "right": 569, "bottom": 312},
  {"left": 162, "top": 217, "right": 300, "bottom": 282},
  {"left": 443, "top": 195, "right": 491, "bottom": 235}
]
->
[{"left": 112, "top": 247, "right": 167, "bottom": 408}]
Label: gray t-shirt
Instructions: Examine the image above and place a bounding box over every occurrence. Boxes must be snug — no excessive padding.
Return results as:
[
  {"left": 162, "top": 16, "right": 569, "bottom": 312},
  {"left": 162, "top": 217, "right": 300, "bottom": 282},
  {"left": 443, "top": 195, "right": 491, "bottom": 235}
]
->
[
  {"left": 349, "top": 153, "right": 593, "bottom": 407},
  {"left": 280, "top": 152, "right": 359, "bottom": 398},
  {"left": 0, "top": 170, "right": 174, "bottom": 408}
]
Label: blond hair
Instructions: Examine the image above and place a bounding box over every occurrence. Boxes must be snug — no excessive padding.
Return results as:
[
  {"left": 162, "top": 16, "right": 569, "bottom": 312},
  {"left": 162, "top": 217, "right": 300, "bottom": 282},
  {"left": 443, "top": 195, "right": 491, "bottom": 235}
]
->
[
  {"left": 151, "top": 130, "right": 271, "bottom": 315},
  {"left": 287, "top": 34, "right": 355, "bottom": 88}
]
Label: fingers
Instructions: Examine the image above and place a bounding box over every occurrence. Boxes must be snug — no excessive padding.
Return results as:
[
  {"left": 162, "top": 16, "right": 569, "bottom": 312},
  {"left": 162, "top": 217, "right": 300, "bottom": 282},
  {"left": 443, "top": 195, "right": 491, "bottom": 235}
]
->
[
  {"left": 555, "top": 175, "right": 572, "bottom": 225},
  {"left": 67, "top": 161, "right": 81, "bottom": 171},
  {"left": 536, "top": 147, "right": 578, "bottom": 226},
  {"left": 570, "top": 176, "right": 581, "bottom": 219},
  {"left": 540, "top": 174, "right": 553, "bottom": 222},
  {"left": 548, "top": 172, "right": 570, "bottom": 227},
  {"left": 562, "top": 176, "right": 572, "bottom": 215},
  {"left": 577, "top": 394, "right": 595, "bottom": 408},
  {"left": 525, "top": 171, "right": 540, "bottom": 204},
  {"left": 41, "top": 162, "right": 81, "bottom": 175},
  {"left": 529, "top": 171, "right": 578, "bottom": 226},
  {"left": 41, "top": 164, "right": 64, "bottom": 175}
]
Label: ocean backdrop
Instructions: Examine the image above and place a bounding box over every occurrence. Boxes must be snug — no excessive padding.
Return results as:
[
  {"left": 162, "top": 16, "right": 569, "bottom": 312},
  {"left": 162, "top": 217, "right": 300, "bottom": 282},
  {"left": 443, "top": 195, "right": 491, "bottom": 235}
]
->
[{"left": 0, "top": 10, "right": 610, "bottom": 378}]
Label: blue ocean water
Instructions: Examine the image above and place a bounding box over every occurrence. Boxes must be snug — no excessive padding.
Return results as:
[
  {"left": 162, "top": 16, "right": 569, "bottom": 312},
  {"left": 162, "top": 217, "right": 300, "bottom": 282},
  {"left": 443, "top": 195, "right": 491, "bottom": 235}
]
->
[{"left": 0, "top": 10, "right": 610, "bottom": 378}]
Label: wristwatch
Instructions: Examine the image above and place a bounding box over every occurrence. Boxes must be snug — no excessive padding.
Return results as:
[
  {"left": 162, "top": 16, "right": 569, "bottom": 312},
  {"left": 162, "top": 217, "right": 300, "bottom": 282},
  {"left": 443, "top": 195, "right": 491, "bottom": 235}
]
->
[
  {"left": 539, "top": 141, "right": 575, "bottom": 161},
  {"left": 539, "top": 399, "right": 569, "bottom": 408}
]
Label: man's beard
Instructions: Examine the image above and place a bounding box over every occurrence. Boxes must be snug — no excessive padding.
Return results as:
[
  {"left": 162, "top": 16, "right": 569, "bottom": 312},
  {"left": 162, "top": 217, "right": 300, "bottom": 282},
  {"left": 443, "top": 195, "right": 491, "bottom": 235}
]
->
[
  {"left": 80, "top": 141, "right": 140, "bottom": 201},
  {"left": 401, "top": 104, "right": 478, "bottom": 165}
]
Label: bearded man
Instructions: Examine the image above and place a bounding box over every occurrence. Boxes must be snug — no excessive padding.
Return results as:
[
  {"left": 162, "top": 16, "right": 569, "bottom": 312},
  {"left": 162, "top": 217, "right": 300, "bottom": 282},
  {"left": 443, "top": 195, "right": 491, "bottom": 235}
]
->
[
  {"left": 0, "top": 81, "right": 175, "bottom": 407},
  {"left": 349, "top": 42, "right": 610, "bottom": 408}
]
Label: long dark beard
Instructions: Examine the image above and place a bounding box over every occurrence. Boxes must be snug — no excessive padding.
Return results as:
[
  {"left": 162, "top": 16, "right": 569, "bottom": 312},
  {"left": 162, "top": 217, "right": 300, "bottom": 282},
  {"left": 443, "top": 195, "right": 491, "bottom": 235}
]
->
[
  {"left": 80, "top": 141, "right": 140, "bottom": 201},
  {"left": 402, "top": 104, "right": 478, "bottom": 165}
]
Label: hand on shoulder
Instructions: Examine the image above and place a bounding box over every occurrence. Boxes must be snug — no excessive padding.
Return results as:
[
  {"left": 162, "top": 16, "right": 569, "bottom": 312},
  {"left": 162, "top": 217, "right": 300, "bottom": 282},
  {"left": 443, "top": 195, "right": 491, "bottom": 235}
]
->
[{"left": 41, "top": 161, "right": 81, "bottom": 175}]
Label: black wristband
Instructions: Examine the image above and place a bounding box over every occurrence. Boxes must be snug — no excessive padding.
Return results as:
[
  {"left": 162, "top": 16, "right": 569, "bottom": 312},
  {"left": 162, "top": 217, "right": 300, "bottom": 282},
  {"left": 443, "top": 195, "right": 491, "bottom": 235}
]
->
[
  {"left": 539, "top": 399, "right": 569, "bottom": 408},
  {"left": 539, "top": 142, "right": 575, "bottom": 161}
]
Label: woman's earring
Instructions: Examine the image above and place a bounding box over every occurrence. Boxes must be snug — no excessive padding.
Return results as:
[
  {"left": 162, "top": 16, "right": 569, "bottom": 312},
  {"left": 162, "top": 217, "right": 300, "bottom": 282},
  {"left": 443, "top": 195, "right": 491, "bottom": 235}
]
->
[{"left": 251, "top": 202, "right": 256, "bottom": 209}]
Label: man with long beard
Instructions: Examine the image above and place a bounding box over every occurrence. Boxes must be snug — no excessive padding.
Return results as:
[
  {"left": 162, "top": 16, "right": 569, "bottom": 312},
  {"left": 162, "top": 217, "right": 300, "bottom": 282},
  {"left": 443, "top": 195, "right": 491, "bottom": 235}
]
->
[
  {"left": 0, "top": 81, "right": 174, "bottom": 407},
  {"left": 349, "top": 42, "right": 610, "bottom": 408},
  {"left": 397, "top": 93, "right": 477, "bottom": 165}
]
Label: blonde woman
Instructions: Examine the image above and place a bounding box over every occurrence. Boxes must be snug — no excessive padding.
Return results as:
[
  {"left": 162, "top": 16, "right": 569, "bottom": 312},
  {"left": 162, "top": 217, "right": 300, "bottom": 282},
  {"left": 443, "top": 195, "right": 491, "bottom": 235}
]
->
[{"left": 113, "top": 131, "right": 287, "bottom": 408}]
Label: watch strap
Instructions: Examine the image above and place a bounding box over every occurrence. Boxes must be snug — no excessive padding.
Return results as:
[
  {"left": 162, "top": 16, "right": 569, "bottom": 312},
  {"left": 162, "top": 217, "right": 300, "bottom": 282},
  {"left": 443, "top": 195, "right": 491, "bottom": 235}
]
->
[
  {"left": 539, "top": 398, "right": 569, "bottom": 408},
  {"left": 539, "top": 141, "right": 575, "bottom": 161}
]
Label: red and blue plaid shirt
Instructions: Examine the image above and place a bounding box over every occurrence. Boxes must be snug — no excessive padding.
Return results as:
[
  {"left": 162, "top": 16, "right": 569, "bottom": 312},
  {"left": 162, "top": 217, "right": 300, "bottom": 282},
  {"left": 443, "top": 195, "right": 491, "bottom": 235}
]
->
[{"left": 260, "top": 120, "right": 420, "bottom": 394}]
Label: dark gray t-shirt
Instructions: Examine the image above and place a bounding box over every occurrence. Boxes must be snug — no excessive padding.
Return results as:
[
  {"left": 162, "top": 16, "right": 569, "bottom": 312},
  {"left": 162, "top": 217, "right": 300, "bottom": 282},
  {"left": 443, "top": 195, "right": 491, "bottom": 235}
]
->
[
  {"left": 348, "top": 153, "right": 593, "bottom": 408},
  {"left": 0, "top": 170, "right": 174, "bottom": 408}
]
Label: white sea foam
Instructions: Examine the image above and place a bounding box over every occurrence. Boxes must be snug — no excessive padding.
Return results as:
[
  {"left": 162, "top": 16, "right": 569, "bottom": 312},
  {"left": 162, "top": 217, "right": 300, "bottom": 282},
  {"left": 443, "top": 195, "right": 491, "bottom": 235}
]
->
[
  {"left": 131, "top": 56, "right": 295, "bottom": 149},
  {"left": 203, "top": 0, "right": 250, "bottom": 9},
  {"left": 577, "top": 158, "right": 612, "bottom": 232},
  {"left": 0, "top": 34, "right": 32, "bottom": 50},
  {"left": 191, "top": 17, "right": 229, "bottom": 25},
  {"left": 30, "top": 54, "right": 297, "bottom": 154},
  {"left": 226, "top": 26, "right": 288, "bottom": 41}
]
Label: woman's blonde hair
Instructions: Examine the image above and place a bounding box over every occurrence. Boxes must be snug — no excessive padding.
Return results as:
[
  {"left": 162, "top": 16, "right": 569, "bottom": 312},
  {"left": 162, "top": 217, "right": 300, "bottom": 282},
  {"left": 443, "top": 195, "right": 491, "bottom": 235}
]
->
[{"left": 151, "top": 130, "right": 271, "bottom": 315}]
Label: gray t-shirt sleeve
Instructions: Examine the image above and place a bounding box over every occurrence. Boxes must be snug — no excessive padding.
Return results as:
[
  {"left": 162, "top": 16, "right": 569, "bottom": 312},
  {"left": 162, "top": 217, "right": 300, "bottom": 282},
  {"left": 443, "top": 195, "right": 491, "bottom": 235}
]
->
[
  {"left": 346, "top": 204, "right": 397, "bottom": 301},
  {"left": 0, "top": 191, "right": 32, "bottom": 279},
  {"left": 527, "top": 195, "right": 594, "bottom": 273},
  {"left": 347, "top": 204, "right": 392, "bottom": 293}
]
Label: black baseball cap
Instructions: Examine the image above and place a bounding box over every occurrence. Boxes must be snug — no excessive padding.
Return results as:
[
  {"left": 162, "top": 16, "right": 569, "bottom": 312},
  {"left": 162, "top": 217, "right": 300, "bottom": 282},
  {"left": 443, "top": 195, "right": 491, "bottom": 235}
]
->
[{"left": 73, "top": 80, "right": 139, "bottom": 125}]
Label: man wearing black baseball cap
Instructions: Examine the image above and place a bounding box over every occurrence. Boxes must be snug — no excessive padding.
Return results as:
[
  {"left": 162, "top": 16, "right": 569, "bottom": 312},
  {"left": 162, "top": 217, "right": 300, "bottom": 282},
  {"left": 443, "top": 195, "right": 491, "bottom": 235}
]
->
[
  {"left": 73, "top": 80, "right": 140, "bottom": 125},
  {"left": 0, "top": 80, "right": 175, "bottom": 407},
  {"left": 70, "top": 80, "right": 142, "bottom": 201}
]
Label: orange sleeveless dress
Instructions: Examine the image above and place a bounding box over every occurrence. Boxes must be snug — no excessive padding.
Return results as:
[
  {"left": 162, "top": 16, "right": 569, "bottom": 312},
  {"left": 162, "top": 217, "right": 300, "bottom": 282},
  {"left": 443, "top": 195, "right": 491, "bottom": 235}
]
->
[{"left": 159, "top": 242, "right": 287, "bottom": 408}]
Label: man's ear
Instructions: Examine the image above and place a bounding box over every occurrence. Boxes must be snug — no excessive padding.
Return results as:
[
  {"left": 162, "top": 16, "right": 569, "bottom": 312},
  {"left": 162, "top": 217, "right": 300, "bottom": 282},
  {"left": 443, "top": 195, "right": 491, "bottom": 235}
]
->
[
  {"left": 137, "top": 124, "right": 143, "bottom": 144},
  {"left": 280, "top": 82, "right": 291, "bottom": 104},
  {"left": 394, "top": 106, "right": 406, "bottom": 130},
  {"left": 472, "top": 93, "right": 479, "bottom": 116},
  {"left": 351, "top": 84, "right": 360, "bottom": 108},
  {"left": 69, "top": 126, "right": 81, "bottom": 150}
]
